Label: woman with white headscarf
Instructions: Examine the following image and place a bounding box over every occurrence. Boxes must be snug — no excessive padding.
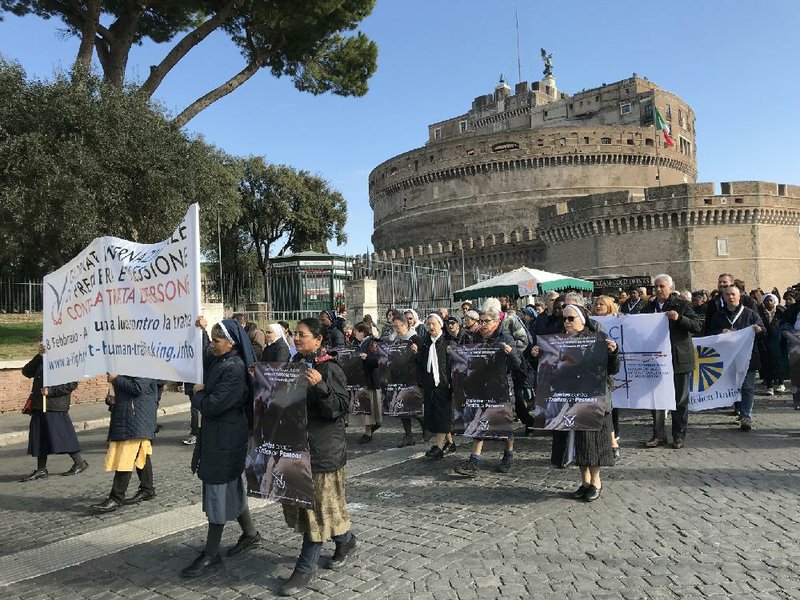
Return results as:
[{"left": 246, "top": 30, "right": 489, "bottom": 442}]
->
[
  {"left": 262, "top": 323, "right": 291, "bottom": 363},
  {"left": 404, "top": 309, "right": 427, "bottom": 338},
  {"left": 412, "top": 313, "right": 454, "bottom": 460}
]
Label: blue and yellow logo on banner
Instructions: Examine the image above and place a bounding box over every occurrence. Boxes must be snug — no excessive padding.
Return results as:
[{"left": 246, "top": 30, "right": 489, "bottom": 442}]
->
[{"left": 690, "top": 345, "right": 724, "bottom": 392}]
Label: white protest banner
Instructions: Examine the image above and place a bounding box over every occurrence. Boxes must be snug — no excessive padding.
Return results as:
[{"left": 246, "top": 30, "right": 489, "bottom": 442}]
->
[
  {"left": 594, "top": 314, "right": 675, "bottom": 410},
  {"left": 42, "top": 204, "right": 202, "bottom": 387},
  {"left": 688, "top": 327, "right": 755, "bottom": 411}
]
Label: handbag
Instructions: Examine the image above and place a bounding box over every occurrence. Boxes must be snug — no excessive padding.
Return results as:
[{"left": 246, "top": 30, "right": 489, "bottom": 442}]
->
[
  {"left": 22, "top": 394, "right": 33, "bottom": 415},
  {"left": 105, "top": 393, "right": 117, "bottom": 407}
]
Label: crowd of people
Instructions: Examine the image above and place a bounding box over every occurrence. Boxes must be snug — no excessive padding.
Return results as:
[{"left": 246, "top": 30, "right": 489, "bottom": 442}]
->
[{"left": 15, "top": 271, "right": 799, "bottom": 596}]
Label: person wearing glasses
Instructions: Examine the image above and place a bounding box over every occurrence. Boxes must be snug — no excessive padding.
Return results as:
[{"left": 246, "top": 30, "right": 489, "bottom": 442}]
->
[
  {"left": 591, "top": 296, "right": 621, "bottom": 460},
  {"left": 280, "top": 317, "right": 355, "bottom": 596},
  {"left": 531, "top": 304, "right": 619, "bottom": 501},
  {"left": 454, "top": 305, "right": 523, "bottom": 476}
]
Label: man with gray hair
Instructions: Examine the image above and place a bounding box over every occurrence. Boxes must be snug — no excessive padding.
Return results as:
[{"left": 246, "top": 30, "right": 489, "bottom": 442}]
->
[{"left": 641, "top": 273, "right": 702, "bottom": 449}]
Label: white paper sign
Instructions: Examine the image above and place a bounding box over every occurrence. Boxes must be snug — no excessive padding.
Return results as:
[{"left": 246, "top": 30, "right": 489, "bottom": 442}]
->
[
  {"left": 595, "top": 314, "right": 676, "bottom": 410},
  {"left": 42, "top": 204, "right": 203, "bottom": 387},
  {"left": 688, "top": 327, "right": 755, "bottom": 412}
]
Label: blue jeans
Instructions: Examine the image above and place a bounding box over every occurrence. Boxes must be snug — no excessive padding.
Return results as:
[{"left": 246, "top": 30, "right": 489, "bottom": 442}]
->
[{"left": 739, "top": 371, "right": 756, "bottom": 420}]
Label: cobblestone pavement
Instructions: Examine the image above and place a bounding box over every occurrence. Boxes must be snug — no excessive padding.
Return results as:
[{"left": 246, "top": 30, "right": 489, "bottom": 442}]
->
[{"left": 1, "top": 389, "right": 800, "bottom": 599}]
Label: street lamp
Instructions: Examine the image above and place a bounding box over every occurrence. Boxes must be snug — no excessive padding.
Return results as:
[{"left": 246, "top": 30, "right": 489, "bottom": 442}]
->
[{"left": 216, "top": 202, "right": 224, "bottom": 312}]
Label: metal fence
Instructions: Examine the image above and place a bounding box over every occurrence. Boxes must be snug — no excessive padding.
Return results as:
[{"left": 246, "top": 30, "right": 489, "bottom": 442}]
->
[{"left": 0, "top": 279, "right": 43, "bottom": 313}]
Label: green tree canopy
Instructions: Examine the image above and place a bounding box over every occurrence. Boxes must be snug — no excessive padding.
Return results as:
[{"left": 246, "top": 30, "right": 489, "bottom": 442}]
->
[
  {"left": 0, "top": 0, "right": 379, "bottom": 126},
  {"left": 0, "top": 58, "right": 242, "bottom": 279},
  {"left": 237, "top": 156, "right": 347, "bottom": 300}
]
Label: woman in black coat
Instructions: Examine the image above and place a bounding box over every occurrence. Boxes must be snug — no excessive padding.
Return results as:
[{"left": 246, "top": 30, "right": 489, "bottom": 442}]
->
[
  {"left": 320, "top": 309, "right": 345, "bottom": 350},
  {"left": 91, "top": 375, "right": 158, "bottom": 512},
  {"left": 182, "top": 317, "right": 262, "bottom": 578},
  {"left": 413, "top": 314, "right": 456, "bottom": 460},
  {"left": 262, "top": 323, "right": 291, "bottom": 363},
  {"left": 20, "top": 344, "right": 86, "bottom": 481},
  {"left": 280, "top": 317, "right": 355, "bottom": 596}
]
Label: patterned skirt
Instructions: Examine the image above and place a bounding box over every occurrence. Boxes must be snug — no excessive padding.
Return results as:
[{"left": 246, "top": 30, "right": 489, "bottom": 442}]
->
[
  {"left": 574, "top": 413, "right": 615, "bottom": 467},
  {"left": 283, "top": 467, "right": 351, "bottom": 543}
]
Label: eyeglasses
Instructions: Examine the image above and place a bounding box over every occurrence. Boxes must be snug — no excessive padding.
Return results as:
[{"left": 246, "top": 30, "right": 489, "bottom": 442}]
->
[
  {"left": 293, "top": 332, "right": 313, "bottom": 338},
  {"left": 564, "top": 316, "right": 578, "bottom": 322},
  {"left": 478, "top": 319, "right": 495, "bottom": 325}
]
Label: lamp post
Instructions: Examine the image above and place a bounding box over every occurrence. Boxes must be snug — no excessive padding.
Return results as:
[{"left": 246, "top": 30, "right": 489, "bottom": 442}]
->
[{"left": 216, "top": 202, "right": 224, "bottom": 312}]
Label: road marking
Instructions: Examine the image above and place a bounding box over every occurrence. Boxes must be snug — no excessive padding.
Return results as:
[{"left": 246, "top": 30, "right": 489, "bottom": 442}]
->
[{"left": 0, "top": 446, "right": 422, "bottom": 587}]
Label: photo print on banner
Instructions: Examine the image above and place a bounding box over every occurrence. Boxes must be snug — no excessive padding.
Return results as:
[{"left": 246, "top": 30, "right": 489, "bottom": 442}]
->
[
  {"left": 533, "top": 332, "right": 608, "bottom": 431},
  {"left": 246, "top": 362, "right": 314, "bottom": 510},
  {"left": 335, "top": 343, "right": 389, "bottom": 415},
  {"left": 42, "top": 204, "right": 202, "bottom": 387},
  {"left": 450, "top": 344, "right": 514, "bottom": 439},
  {"left": 383, "top": 341, "right": 423, "bottom": 416},
  {"left": 786, "top": 330, "right": 800, "bottom": 387}
]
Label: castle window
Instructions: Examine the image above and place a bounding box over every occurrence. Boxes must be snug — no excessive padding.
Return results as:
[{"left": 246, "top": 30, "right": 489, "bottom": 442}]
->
[
  {"left": 734, "top": 198, "right": 743, "bottom": 204},
  {"left": 544, "top": 111, "right": 548, "bottom": 117},
  {"left": 779, "top": 184, "right": 787, "bottom": 196},
  {"left": 620, "top": 102, "right": 632, "bottom": 115},
  {"left": 433, "top": 127, "right": 441, "bottom": 140},
  {"left": 678, "top": 109, "right": 684, "bottom": 128},
  {"left": 537, "top": 138, "right": 544, "bottom": 146},
  {"left": 716, "top": 238, "right": 729, "bottom": 257},
  {"left": 414, "top": 159, "right": 418, "bottom": 171},
  {"left": 645, "top": 138, "right": 654, "bottom": 146},
  {"left": 627, "top": 139, "right": 634, "bottom": 145},
  {"left": 704, "top": 199, "right": 712, "bottom": 205},
  {"left": 665, "top": 104, "right": 672, "bottom": 120},
  {"left": 601, "top": 137, "right": 612, "bottom": 145},
  {"left": 403, "top": 197, "right": 407, "bottom": 209},
  {"left": 459, "top": 120, "right": 468, "bottom": 134},
  {"left": 584, "top": 137, "right": 590, "bottom": 144}
]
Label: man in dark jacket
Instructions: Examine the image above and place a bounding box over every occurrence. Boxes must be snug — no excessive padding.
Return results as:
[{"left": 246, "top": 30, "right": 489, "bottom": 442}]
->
[
  {"left": 707, "top": 286, "right": 765, "bottom": 431},
  {"left": 620, "top": 287, "right": 645, "bottom": 314},
  {"left": 92, "top": 375, "right": 159, "bottom": 512},
  {"left": 641, "top": 274, "right": 702, "bottom": 449},
  {"left": 703, "top": 273, "right": 757, "bottom": 335}
]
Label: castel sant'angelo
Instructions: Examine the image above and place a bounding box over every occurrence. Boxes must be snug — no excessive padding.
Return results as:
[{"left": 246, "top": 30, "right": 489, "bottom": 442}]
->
[{"left": 368, "top": 54, "right": 800, "bottom": 293}]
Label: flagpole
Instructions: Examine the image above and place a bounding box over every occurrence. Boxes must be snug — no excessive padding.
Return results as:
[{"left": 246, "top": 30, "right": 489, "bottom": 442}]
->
[{"left": 654, "top": 104, "right": 662, "bottom": 187}]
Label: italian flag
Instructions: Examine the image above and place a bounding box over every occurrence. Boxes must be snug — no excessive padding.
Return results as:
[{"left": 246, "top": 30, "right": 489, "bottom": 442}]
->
[{"left": 655, "top": 107, "right": 675, "bottom": 147}]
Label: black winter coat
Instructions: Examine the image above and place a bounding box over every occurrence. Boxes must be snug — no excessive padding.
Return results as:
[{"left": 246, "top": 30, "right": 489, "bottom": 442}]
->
[
  {"left": 262, "top": 338, "right": 291, "bottom": 363},
  {"left": 107, "top": 376, "right": 159, "bottom": 442},
  {"left": 192, "top": 344, "right": 250, "bottom": 484},
  {"left": 358, "top": 336, "right": 384, "bottom": 390},
  {"left": 292, "top": 351, "right": 350, "bottom": 473},
  {"left": 322, "top": 325, "right": 345, "bottom": 350},
  {"left": 703, "top": 293, "right": 757, "bottom": 335},
  {"left": 415, "top": 332, "right": 454, "bottom": 390},
  {"left": 641, "top": 297, "right": 703, "bottom": 374},
  {"left": 22, "top": 353, "right": 77, "bottom": 412},
  {"left": 620, "top": 299, "right": 645, "bottom": 315},
  {"left": 707, "top": 305, "right": 765, "bottom": 371}
]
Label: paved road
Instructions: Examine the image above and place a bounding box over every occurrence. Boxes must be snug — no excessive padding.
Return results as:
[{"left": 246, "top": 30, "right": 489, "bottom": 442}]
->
[{"left": 1, "top": 390, "right": 799, "bottom": 599}]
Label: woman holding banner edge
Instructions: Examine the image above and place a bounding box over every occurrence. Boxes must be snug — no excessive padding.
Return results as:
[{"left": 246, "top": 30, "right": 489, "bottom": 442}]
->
[{"left": 181, "top": 317, "right": 262, "bottom": 578}]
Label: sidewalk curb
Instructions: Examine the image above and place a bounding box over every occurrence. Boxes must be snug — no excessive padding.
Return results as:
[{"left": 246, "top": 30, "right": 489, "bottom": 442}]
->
[{"left": 0, "top": 404, "right": 190, "bottom": 448}]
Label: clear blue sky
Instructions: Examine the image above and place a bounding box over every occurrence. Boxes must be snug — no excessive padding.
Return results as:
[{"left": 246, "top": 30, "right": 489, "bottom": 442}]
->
[{"left": 2, "top": 0, "right": 799, "bottom": 256}]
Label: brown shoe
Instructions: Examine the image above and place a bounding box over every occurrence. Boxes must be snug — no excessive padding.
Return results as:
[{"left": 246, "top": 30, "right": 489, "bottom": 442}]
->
[
  {"left": 672, "top": 438, "right": 684, "bottom": 449},
  {"left": 643, "top": 437, "right": 667, "bottom": 448}
]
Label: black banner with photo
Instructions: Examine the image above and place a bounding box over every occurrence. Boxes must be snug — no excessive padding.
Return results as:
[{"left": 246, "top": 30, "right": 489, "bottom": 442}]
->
[
  {"left": 534, "top": 333, "right": 608, "bottom": 431},
  {"left": 246, "top": 362, "right": 314, "bottom": 510},
  {"left": 383, "top": 341, "right": 423, "bottom": 416},
  {"left": 450, "top": 343, "right": 514, "bottom": 439},
  {"left": 334, "top": 343, "right": 390, "bottom": 415},
  {"left": 785, "top": 330, "right": 800, "bottom": 387}
]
